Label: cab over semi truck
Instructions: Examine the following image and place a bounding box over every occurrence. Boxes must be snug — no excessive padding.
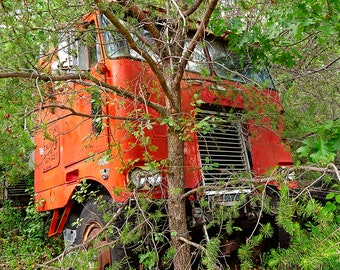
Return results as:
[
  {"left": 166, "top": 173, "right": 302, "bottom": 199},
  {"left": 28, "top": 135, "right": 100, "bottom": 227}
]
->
[{"left": 35, "top": 12, "right": 293, "bottom": 268}]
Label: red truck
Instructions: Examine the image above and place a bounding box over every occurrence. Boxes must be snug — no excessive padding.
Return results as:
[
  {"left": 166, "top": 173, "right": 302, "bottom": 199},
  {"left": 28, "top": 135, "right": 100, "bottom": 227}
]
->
[{"left": 35, "top": 12, "right": 293, "bottom": 268}]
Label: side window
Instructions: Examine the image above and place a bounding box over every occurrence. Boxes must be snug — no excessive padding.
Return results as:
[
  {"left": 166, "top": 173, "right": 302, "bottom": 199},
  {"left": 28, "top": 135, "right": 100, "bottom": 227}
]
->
[
  {"left": 207, "top": 40, "right": 275, "bottom": 88},
  {"left": 55, "top": 21, "right": 100, "bottom": 71},
  {"left": 130, "top": 28, "right": 159, "bottom": 62},
  {"left": 101, "top": 14, "right": 129, "bottom": 58},
  {"left": 57, "top": 32, "right": 79, "bottom": 69},
  {"left": 207, "top": 41, "right": 242, "bottom": 80},
  {"left": 185, "top": 41, "right": 210, "bottom": 75}
]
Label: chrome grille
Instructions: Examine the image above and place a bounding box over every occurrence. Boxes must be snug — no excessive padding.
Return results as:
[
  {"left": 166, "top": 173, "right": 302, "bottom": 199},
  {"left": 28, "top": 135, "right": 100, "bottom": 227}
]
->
[{"left": 196, "top": 109, "right": 251, "bottom": 187}]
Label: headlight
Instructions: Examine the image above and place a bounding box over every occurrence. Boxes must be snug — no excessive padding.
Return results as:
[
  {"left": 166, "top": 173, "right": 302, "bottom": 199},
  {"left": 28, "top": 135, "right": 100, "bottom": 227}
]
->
[
  {"left": 129, "top": 168, "right": 162, "bottom": 189},
  {"left": 146, "top": 172, "right": 162, "bottom": 186}
]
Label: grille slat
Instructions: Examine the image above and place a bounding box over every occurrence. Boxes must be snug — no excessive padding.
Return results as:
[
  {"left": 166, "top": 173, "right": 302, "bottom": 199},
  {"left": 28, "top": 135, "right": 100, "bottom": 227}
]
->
[{"left": 197, "top": 109, "right": 251, "bottom": 185}]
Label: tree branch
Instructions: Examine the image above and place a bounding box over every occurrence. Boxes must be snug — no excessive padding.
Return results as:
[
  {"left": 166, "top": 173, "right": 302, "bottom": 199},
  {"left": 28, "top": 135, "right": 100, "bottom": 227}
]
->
[
  {"left": 85, "top": 76, "right": 167, "bottom": 116},
  {"left": 0, "top": 70, "right": 167, "bottom": 116},
  {"left": 0, "top": 71, "right": 83, "bottom": 81},
  {"left": 173, "top": 0, "right": 219, "bottom": 89},
  {"left": 32, "top": 103, "right": 138, "bottom": 123},
  {"left": 308, "top": 55, "right": 340, "bottom": 74},
  {"left": 94, "top": 0, "right": 177, "bottom": 111},
  {"left": 178, "top": 236, "right": 206, "bottom": 251},
  {"left": 181, "top": 164, "right": 340, "bottom": 201},
  {"left": 120, "top": 0, "right": 163, "bottom": 50},
  {"left": 182, "top": 0, "right": 204, "bottom": 17},
  {"left": 287, "top": 164, "right": 340, "bottom": 179}
]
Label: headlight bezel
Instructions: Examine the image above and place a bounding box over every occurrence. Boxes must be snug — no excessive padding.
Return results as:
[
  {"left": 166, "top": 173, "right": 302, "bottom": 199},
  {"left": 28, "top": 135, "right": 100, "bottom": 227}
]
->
[{"left": 128, "top": 167, "right": 162, "bottom": 189}]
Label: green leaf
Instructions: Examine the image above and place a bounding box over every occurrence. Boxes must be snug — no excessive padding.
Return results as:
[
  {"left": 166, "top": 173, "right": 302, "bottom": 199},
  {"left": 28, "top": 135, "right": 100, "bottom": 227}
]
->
[
  {"left": 335, "top": 194, "right": 340, "bottom": 204},
  {"left": 324, "top": 201, "right": 337, "bottom": 212},
  {"left": 296, "top": 145, "right": 310, "bottom": 157},
  {"left": 171, "top": 231, "right": 177, "bottom": 237},
  {"left": 326, "top": 192, "right": 335, "bottom": 200},
  {"left": 310, "top": 138, "right": 335, "bottom": 164},
  {"left": 331, "top": 134, "right": 340, "bottom": 151}
]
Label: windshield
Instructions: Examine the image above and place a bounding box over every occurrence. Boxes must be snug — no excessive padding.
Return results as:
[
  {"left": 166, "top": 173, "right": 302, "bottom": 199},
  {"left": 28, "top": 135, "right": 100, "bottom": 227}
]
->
[
  {"left": 207, "top": 40, "right": 275, "bottom": 88},
  {"left": 101, "top": 14, "right": 158, "bottom": 61},
  {"left": 185, "top": 41, "right": 210, "bottom": 75},
  {"left": 100, "top": 15, "right": 274, "bottom": 88},
  {"left": 101, "top": 15, "right": 129, "bottom": 58}
]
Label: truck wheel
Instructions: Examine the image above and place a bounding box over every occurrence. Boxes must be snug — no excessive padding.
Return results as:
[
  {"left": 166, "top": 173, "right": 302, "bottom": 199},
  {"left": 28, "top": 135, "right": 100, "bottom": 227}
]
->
[{"left": 75, "top": 197, "right": 125, "bottom": 269}]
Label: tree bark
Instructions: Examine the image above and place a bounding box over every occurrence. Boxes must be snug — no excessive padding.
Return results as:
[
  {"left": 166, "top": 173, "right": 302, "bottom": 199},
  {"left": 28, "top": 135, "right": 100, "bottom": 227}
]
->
[{"left": 167, "top": 127, "right": 191, "bottom": 269}]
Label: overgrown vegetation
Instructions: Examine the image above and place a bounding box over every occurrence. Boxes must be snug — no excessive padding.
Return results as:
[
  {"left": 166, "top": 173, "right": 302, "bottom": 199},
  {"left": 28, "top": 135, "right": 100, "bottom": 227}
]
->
[
  {"left": 265, "top": 184, "right": 340, "bottom": 269},
  {"left": 0, "top": 0, "right": 339, "bottom": 269},
  {"left": 2, "top": 169, "right": 338, "bottom": 269},
  {"left": 0, "top": 197, "right": 63, "bottom": 269}
]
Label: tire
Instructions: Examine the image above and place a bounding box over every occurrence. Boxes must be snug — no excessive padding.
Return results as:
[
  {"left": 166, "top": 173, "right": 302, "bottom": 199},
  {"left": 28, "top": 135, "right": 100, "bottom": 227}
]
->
[{"left": 75, "top": 196, "right": 126, "bottom": 270}]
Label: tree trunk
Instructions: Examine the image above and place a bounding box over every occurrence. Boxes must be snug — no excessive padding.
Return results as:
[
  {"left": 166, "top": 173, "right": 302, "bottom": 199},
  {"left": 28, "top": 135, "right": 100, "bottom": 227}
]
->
[{"left": 167, "top": 127, "right": 191, "bottom": 269}]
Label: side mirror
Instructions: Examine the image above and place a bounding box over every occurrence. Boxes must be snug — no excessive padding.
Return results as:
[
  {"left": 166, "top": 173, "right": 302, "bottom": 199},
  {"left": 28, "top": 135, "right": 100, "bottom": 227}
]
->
[{"left": 95, "top": 63, "right": 109, "bottom": 75}]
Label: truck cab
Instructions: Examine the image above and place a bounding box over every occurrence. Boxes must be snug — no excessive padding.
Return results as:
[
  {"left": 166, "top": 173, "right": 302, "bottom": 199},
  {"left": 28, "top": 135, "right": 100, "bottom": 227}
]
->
[{"left": 34, "top": 11, "right": 293, "bottom": 269}]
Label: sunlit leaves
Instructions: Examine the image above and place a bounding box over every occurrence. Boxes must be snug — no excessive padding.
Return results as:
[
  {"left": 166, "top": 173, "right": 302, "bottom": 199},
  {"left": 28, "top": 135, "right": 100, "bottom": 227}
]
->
[
  {"left": 297, "top": 120, "right": 340, "bottom": 164},
  {"left": 210, "top": 0, "right": 339, "bottom": 69}
]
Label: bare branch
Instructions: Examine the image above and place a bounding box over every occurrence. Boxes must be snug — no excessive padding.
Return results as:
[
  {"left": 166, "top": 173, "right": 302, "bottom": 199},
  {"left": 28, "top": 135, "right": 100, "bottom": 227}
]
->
[
  {"left": 292, "top": 163, "right": 340, "bottom": 200},
  {"left": 0, "top": 71, "right": 83, "bottom": 81},
  {"left": 178, "top": 236, "right": 206, "bottom": 252},
  {"left": 308, "top": 55, "right": 340, "bottom": 74},
  {"left": 182, "top": 0, "right": 204, "bottom": 17},
  {"left": 178, "top": 236, "right": 222, "bottom": 269},
  {"left": 173, "top": 0, "right": 219, "bottom": 89},
  {"left": 32, "top": 103, "right": 138, "bottom": 122},
  {"left": 288, "top": 164, "right": 340, "bottom": 179},
  {"left": 182, "top": 164, "right": 340, "bottom": 201},
  {"left": 120, "top": 0, "right": 163, "bottom": 49}
]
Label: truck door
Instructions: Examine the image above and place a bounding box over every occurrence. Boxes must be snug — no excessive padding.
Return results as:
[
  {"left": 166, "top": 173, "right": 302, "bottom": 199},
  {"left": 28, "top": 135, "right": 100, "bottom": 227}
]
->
[{"left": 61, "top": 19, "right": 109, "bottom": 167}]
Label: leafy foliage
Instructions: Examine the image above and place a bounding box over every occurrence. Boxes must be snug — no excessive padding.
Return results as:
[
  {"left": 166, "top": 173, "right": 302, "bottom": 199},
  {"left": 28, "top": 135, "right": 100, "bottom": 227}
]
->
[
  {"left": 0, "top": 198, "right": 63, "bottom": 269},
  {"left": 209, "top": 1, "right": 340, "bottom": 167},
  {"left": 262, "top": 185, "right": 340, "bottom": 269},
  {"left": 212, "top": 0, "right": 339, "bottom": 67},
  {"left": 297, "top": 119, "right": 340, "bottom": 164},
  {"left": 0, "top": 80, "right": 35, "bottom": 184}
]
